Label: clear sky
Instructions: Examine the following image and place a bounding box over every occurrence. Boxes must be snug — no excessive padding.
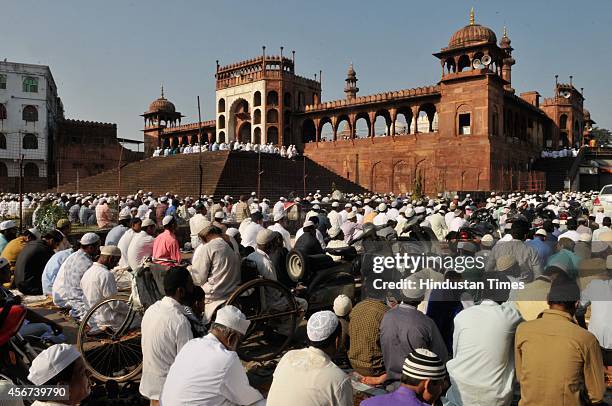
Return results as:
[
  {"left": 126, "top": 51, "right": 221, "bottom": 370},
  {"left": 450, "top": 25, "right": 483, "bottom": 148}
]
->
[{"left": 2, "top": 0, "right": 611, "bottom": 145}]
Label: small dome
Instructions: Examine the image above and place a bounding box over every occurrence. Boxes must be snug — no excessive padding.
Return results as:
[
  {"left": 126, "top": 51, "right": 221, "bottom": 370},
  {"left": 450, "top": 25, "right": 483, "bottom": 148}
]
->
[
  {"left": 148, "top": 96, "right": 176, "bottom": 114},
  {"left": 448, "top": 24, "right": 497, "bottom": 49}
]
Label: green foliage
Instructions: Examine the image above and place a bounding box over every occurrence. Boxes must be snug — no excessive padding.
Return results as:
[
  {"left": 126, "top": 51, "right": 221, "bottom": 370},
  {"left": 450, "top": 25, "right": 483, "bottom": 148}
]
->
[
  {"left": 589, "top": 127, "right": 612, "bottom": 145},
  {"left": 34, "top": 205, "right": 66, "bottom": 234}
]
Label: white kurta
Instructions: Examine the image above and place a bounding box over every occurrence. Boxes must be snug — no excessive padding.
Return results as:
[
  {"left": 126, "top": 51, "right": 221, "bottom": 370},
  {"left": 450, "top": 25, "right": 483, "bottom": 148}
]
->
[
  {"left": 241, "top": 222, "right": 264, "bottom": 249},
  {"left": 267, "top": 223, "right": 292, "bottom": 250},
  {"left": 51, "top": 250, "right": 93, "bottom": 319},
  {"left": 160, "top": 334, "right": 265, "bottom": 406},
  {"left": 80, "top": 262, "right": 119, "bottom": 329},
  {"left": 266, "top": 347, "right": 353, "bottom": 406},
  {"left": 140, "top": 296, "right": 193, "bottom": 400},
  {"left": 127, "top": 233, "right": 155, "bottom": 272},
  {"left": 116, "top": 229, "right": 136, "bottom": 268}
]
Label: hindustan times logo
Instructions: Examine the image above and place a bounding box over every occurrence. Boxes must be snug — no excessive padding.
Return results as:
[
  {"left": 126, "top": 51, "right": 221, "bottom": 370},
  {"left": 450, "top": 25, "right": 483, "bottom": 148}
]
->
[{"left": 372, "top": 253, "right": 485, "bottom": 274}]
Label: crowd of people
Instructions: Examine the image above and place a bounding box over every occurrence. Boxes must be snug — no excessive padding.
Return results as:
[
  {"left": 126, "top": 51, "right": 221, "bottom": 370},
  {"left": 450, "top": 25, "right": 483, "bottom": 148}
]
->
[
  {"left": 1, "top": 187, "right": 611, "bottom": 405},
  {"left": 152, "top": 141, "right": 299, "bottom": 159},
  {"left": 540, "top": 147, "right": 580, "bottom": 158}
]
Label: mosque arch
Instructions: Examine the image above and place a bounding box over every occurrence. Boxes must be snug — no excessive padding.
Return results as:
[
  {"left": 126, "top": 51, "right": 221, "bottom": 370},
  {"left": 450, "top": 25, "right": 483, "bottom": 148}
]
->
[{"left": 301, "top": 119, "right": 316, "bottom": 143}]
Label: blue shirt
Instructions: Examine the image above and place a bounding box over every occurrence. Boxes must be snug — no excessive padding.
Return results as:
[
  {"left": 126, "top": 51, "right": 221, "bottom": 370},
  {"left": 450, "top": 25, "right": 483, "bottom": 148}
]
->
[
  {"left": 165, "top": 205, "right": 177, "bottom": 217},
  {"left": 41, "top": 248, "right": 73, "bottom": 295},
  {"left": 105, "top": 224, "right": 128, "bottom": 246},
  {"left": 0, "top": 234, "right": 8, "bottom": 254},
  {"left": 361, "top": 386, "right": 429, "bottom": 406},
  {"left": 526, "top": 238, "right": 553, "bottom": 266}
]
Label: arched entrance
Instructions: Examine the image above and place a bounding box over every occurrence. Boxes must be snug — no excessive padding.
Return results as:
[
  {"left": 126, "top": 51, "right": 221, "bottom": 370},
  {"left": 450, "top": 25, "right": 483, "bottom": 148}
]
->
[
  {"left": 238, "top": 122, "right": 252, "bottom": 143},
  {"left": 230, "top": 98, "right": 251, "bottom": 142}
]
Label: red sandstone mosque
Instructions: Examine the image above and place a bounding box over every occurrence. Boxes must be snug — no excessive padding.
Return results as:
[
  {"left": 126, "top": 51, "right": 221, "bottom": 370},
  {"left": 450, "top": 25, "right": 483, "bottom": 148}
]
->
[{"left": 139, "top": 10, "right": 594, "bottom": 195}]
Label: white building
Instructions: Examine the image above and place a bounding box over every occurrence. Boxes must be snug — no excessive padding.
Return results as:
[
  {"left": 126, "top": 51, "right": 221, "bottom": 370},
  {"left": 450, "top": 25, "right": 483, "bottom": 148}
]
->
[{"left": 0, "top": 61, "right": 63, "bottom": 185}]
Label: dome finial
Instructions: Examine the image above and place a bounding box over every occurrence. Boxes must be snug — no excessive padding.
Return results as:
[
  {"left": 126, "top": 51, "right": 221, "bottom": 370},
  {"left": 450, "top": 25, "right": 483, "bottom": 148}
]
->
[
  {"left": 470, "top": 7, "right": 475, "bottom": 25},
  {"left": 503, "top": 26, "right": 508, "bottom": 38},
  {"left": 160, "top": 83, "right": 164, "bottom": 98}
]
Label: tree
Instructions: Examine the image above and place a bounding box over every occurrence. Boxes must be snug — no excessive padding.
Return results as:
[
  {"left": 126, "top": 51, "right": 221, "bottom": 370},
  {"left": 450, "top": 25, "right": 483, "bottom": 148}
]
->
[{"left": 588, "top": 127, "right": 612, "bottom": 146}]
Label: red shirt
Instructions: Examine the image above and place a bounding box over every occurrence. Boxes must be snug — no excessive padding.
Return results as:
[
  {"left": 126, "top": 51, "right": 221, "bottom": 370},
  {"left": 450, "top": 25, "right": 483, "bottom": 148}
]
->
[{"left": 152, "top": 229, "right": 181, "bottom": 266}]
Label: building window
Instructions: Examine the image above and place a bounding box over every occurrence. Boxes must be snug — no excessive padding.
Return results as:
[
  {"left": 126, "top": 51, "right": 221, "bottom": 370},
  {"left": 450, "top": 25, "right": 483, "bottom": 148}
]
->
[
  {"left": 22, "top": 77, "right": 38, "bottom": 93},
  {"left": 218, "top": 98, "right": 225, "bottom": 113},
  {"left": 0, "top": 162, "right": 7, "bottom": 177},
  {"left": 253, "top": 109, "right": 261, "bottom": 125},
  {"left": 559, "top": 114, "right": 567, "bottom": 130},
  {"left": 0, "top": 133, "right": 5, "bottom": 149},
  {"left": 22, "top": 105, "right": 38, "bottom": 122},
  {"left": 254, "top": 91, "right": 261, "bottom": 107},
  {"left": 283, "top": 92, "right": 292, "bottom": 107},
  {"left": 218, "top": 114, "right": 225, "bottom": 129},
  {"left": 23, "top": 162, "right": 39, "bottom": 177},
  {"left": 0, "top": 104, "right": 6, "bottom": 120},
  {"left": 267, "top": 126, "right": 279, "bottom": 144},
  {"left": 459, "top": 113, "right": 471, "bottom": 135},
  {"left": 267, "top": 90, "right": 278, "bottom": 106},
  {"left": 22, "top": 133, "right": 38, "bottom": 149},
  {"left": 0, "top": 74, "right": 6, "bottom": 90},
  {"left": 266, "top": 108, "right": 278, "bottom": 123}
]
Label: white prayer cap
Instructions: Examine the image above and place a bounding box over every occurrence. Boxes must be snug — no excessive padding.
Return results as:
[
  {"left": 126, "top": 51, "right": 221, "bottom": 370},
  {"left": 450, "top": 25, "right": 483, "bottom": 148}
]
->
[
  {"left": 160, "top": 196, "right": 168, "bottom": 202},
  {"left": 142, "top": 219, "right": 156, "bottom": 228},
  {"left": 313, "top": 204, "right": 320, "bottom": 210},
  {"left": 378, "top": 203, "right": 387, "bottom": 212},
  {"left": 226, "top": 228, "right": 239, "bottom": 238},
  {"left": 535, "top": 229, "right": 547, "bottom": 237},
  {"left": 0, "top": 220, "right": 16, "bottom": 231},
  {"left": 214, "top": 211, "right": 225, "bottom": 220},
  {"left": 579, "top": 233, "right": 592, "bottom": 242},
  {"left": 344, "top": 203, "right": 352, "bottom": 208},
  {"left": 162, "top": 215, "right": 174, "bottom": 226},
  {"left": 333, "top": 294, "right": 352, "bottom": 317},
  {"left": 80, "top": 232, "right": 100, "bottom": 246},
  {"left": 405, "top": 208, "right": 415, "bottom": 218},
  {"left": 28, "top": 344, "right": 81, "bottom": 385},
  {"left": 331, "top": 201, "right": 339, "bottom": 208},
  {"left": 215, "top": 305, "right": 250, "bottom": 335},
  {"left": 28, "top": 228, "right": 41, "bottom": 239},
  {"left": 251, "top": 192, "right": 257, "bottom": 196},
  {"left": 303, "top": 220, "right": 315, "bottom": 228},
  {"left": 328, "top": 227, "right": 342, "bottom": 238},
  {"left": 256, "top": 229, "right": 275, "bottom": 245},
  {"left": 307, "top": 310, "right": 338, "bottom": 342},
  {"left": 119, "top": 210, "right": 131, "bottom": 220},
  {"left": 279, "top": 196, "right": 286, "bottom": 201},
  {"left": 273, "top": 211, "right": 285, "bottom": 222},
  {"left": 414, "top": 206, "right": 426, "bottom": 215},
  {"left": 99, "top": 198, "right": 107, "bottom": 204},
  {"left": 347, "top": 211, "right": 357, "bottom": 220},
  {"left": 100, "top": 245, "right": 121, "bottom": 257}
]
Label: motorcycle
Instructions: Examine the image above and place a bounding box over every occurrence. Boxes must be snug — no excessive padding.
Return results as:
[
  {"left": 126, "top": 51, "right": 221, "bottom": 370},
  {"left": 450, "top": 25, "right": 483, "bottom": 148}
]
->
[{"left": 0, "top": 298, "right": 37, "bottom": 387}]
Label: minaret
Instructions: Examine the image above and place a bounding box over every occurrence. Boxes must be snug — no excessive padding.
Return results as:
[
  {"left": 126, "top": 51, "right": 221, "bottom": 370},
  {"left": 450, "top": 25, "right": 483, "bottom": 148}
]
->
[
  {"left": 500, "top": 27, "right": 515, "bottom": 92},
  {"left": 344, "top": 63, "right": 359, "bottom": 100}
]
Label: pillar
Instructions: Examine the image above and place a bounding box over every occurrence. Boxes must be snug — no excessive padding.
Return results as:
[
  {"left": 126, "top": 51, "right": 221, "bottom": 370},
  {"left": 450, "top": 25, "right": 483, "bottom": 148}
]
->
[
  {"left": 389, "top": 108, "right": 397, "bottom": 136},
  {"left": 411, "top": 106, "right": 419, "bottom": 134},
  {"left": 368, "top": 111, "right": 376, "bottom": 138},
  {"left": 349, "top": 114, "right": 357, "bottom": 139}
]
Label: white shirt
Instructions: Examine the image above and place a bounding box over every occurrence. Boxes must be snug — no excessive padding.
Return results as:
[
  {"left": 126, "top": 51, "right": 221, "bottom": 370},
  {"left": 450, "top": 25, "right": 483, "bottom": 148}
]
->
[
  {"left": 444, "top": 300, "right": 523, "bottom": 406},
  {"left": 160, "top": 334, "right": 265, "bottom": 406},
  {"left": 450, "top": 216, "right": 467, "bottom": 232},
  {"left": 268, "top": 223, "right": 292, "bottom": 250},
  {"left": 80, "top": 262, "right": 119, "bottom": 330},
  {"left": 266, "top": 347, "right": 353, "bottom": 406},
  {"left": 273, "top": 202, "right": 285, "bottom": 219},
  {"left": 140, "top": 296, "right": 193, "bottom": 400},
  {"left": 241, "top": 222, "right": 264, "bottom": 249},
  {"left": 592, "top": 226, "right": 611, "bottom": 242},
  {"left": 117, "top": 229, "right": 136, "bottom": 268},
  {"left": 52, "top": 250, "right": 93, "bottom": 319},
  {"left": 581, "top": 279, "right": 612, "bottom": 349},
  {"left": 557, "top": 229, "right": 581, "bottom": 242},
  {"left": 127, "top": 232, "right": 155, "bottom": 271},
  {"left": 445, "top": 211, "right": 456, "bottom": 229},
  {"left": 190, "top": 237, "right": 241, "bottom": 303},
  {"left": 327, "top": 210, "right": 342, "bottom": 229},
  {"left": 373, "top": 212, "right": 387, "bottom": 226}
]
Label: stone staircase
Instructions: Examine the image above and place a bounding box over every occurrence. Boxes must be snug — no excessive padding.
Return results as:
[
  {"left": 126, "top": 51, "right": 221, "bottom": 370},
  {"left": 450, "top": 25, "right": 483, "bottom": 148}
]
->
[{"left": 53, "top": 151, "right": 367, "bottom": 198}]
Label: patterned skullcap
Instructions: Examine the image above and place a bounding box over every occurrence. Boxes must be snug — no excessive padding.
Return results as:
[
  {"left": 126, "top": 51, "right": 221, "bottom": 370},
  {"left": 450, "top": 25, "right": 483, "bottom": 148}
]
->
[
  {"left": 402, "top": 348, "right": 446, "bottom": 380},
  {"left": 307, "top": 310, "right": 338, "bottom": 342}
]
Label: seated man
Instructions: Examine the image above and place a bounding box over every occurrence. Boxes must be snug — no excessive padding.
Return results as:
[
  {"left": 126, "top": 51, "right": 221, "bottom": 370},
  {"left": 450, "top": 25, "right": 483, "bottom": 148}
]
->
[
  {"left": 105, "top": 213, "right": 131, "bottom": 246},
  {"left": 52, "top": 233, "right": 101, "bottom": 319},
  {"left": 267, "top": 311, "right": 353, "bottom": 405},
  {"left": 160, "top": 306, "right": 265, "bottom": 405},
  {"left": 153, "top": 216, "right": 181, "bottom": 266},
  {"left": 15, "top": 230, "right": 62, "bottom": 295},
  {"left": 380, "top": 283, "right": 448, "bottom": 384},
  {"left": 140, "top": 267, "right": 195, "bottom": 405},
  {"left": 190, "top": 222, "right": 241, "bottom": 321},
  {"left": 348, "top": 297, "right": 389, "bottom": 385},
  {"left": 27, "top": 344, "right": 91, "bottom": 405},
  {"left": 42, "top": 245, "right": 76, "bottom": 296},
  {"left": 361, "top": 348, "right": 447, "bottom": 406},
  {"left": 294, "top": 220, "right": 325, "bottom": 256},
  {"left": 116, "top": 217, "right": 142, "bottom": 269},
  {"left": 127, "top": 219, "right": 157, "bottom": 272},
  {"left": 80, "top": 245, "right": 122, "bottom": 329}
]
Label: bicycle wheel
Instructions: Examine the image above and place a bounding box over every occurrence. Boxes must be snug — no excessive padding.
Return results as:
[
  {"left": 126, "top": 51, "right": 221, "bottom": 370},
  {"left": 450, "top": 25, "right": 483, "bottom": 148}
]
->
[
  {"left": 77, "top": 295, "right": 142, "bottom": 382},
  {"left": 225, "top": 279, "right": 300, "bottom": 362}
]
